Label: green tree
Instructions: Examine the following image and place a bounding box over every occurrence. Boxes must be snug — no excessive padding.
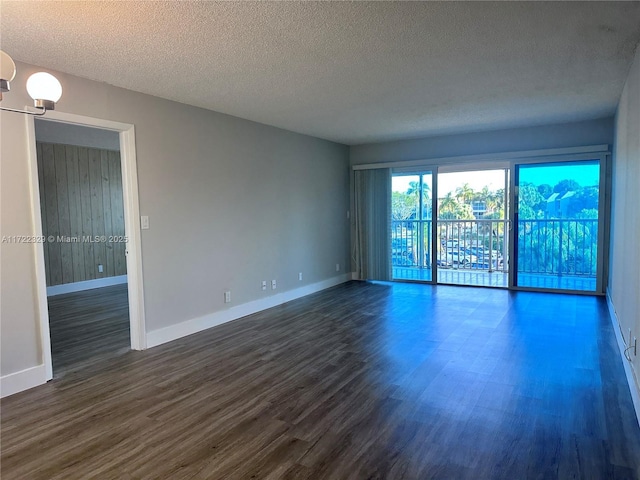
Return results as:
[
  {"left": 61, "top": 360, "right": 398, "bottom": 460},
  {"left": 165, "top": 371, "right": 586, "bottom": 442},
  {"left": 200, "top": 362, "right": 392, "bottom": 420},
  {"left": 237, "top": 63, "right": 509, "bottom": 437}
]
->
[
  {"left": 537, "top": 184, "right": 553, "bottom": 199},
  {"left": 518, "top": 183, "right": 544, "bottom": 219},
  {"left": 553, "top": 179, "right": 580, "bottom": 196},
  {"left": 455, "top": 183, "right": 475, "bottom": 204},
  {"left": 439, "top": 192, "right": 473, "bottom": 220},
  {"left": 392, "top": 191, "right": 417, "bottom": 221}
]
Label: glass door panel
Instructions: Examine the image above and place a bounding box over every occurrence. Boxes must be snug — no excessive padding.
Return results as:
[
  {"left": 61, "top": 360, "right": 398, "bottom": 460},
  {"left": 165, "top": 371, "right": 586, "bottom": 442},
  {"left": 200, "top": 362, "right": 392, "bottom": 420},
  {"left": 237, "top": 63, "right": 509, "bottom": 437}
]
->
[
  {"left": 391, "top": 172, "right": 433, "bottom": 281},
  {"left": 436, "top": 169, "right": 508, "bottom": 287},
  {"left": 514, "top": 160, "right": 601, "bottom": 292}
]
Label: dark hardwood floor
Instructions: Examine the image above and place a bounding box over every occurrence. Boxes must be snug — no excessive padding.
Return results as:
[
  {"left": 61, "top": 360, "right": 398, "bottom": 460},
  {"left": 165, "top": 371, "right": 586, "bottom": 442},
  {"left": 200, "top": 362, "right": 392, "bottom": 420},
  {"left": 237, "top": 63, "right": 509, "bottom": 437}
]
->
[
  {"left": 48, "top": 283, "right": 130, "bottom": 375},
  {"left": 2, "top": 281, "right": 639, "bottom": 479}
]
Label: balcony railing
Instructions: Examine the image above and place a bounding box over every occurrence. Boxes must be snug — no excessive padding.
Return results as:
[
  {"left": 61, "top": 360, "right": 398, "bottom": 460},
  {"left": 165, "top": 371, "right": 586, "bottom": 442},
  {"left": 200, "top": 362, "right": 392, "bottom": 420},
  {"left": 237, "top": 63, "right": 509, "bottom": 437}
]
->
[
  {"left": 517, "top": 219, "right": 598, "bottom": 277},
  {"left": 392, "top": 218, "right": 598, "bottom": 278},
  {"left": 392, "top": 219, "right": 508, "bottom": 272}
]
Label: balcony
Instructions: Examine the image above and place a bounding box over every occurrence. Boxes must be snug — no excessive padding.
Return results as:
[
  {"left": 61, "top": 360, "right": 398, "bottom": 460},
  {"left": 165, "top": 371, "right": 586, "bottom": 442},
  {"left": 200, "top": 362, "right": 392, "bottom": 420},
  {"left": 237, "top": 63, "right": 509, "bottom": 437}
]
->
[{"left": 392, "top": 218, "right": 597, "bottom": 291}]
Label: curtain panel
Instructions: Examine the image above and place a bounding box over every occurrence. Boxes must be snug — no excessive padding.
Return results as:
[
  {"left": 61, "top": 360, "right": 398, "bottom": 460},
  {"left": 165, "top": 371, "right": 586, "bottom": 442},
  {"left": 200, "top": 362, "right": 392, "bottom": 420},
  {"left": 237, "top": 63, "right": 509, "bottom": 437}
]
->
[{"left": 353, "top": 168, "right": 391, "bottom": 281}]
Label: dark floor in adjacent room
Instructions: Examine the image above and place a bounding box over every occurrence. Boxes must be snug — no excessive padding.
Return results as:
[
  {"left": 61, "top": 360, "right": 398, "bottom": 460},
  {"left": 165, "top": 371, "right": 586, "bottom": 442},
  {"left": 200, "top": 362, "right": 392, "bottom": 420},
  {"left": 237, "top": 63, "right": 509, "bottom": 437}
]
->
[
  {"left": 2, "top": 281, "right": 639, "bottom": 479},
  {"left": 48, "top": 283, "right": 130, "bottom": 375}
]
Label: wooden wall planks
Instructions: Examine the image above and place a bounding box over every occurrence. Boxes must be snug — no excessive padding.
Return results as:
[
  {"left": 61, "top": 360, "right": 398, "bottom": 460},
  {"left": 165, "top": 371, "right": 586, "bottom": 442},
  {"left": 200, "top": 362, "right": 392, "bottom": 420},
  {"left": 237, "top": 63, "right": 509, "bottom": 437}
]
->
[{"left": 37, "top": 142, "right": 127, "bottom": 286}]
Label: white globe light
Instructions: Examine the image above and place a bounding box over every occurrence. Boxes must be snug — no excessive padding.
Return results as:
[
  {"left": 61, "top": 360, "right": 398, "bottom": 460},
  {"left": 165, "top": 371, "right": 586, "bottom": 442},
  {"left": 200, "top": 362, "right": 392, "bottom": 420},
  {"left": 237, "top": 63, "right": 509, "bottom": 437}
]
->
[
  {"left": 26, "top": 72, "right": 62, "bottom": 104},
  {"left": 0, "top": 50, "right": 16, "bottom": 84}
]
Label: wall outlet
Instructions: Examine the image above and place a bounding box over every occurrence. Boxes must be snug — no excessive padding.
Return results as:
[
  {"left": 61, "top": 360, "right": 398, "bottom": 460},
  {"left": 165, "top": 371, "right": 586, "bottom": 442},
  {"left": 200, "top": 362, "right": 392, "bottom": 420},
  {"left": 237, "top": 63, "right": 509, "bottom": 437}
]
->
[
  {"left": 224, "top": 291, "right": 231, "bottom": 303},
  {"left": 336, "top": 263, "right": 340, "bottom": 272},
  {"left": 298, "top": 272, "right": 303, "bottom": 281},
  {"left": 98, "top": 264, "right": 103, "bottom": 273},
  {"left": 261, "top": 280, "right": 267, "bottom": 291},
  {"left": 271, "top": 279, "right": 277, "bottom": 290}
]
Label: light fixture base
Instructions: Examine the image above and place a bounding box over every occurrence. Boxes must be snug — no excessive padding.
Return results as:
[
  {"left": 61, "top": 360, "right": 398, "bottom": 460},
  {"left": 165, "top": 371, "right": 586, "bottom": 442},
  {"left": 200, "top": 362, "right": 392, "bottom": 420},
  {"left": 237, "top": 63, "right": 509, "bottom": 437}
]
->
[{"left": 34, "top": 99, "right": 54, "bottom": 110}]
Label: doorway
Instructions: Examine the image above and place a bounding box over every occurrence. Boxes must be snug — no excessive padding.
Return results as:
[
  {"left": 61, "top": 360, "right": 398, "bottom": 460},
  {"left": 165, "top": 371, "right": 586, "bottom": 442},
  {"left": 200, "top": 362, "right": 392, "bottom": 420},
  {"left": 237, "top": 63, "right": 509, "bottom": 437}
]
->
[
  {"left": 390, "top": 156, "right": 608, "bottom": 294},
  {"left": 26, "top": 112, "right": 146, "bottom": 381},
  {"left": 35, "top": 120, "right": 131, "bottom": 374},
  {"left": 391, "top": 167, "right": 509, "bottom": 288},
  {"left": 391, "top": 172, "right": 433, "bottom": 281},
  {"left": 436, "top": 169, "right": 508, "bottom": 287},
  {"left": 512, "top": 159, "right": 602, "bottom": 293}
]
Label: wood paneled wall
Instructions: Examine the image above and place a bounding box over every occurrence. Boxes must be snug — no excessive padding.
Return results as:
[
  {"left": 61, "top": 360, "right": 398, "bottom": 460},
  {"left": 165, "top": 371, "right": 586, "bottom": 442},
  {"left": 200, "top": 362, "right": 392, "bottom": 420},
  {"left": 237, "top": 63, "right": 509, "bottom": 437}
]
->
[{"left": 37, "top": 142, "right": 127, "bottom": 286}]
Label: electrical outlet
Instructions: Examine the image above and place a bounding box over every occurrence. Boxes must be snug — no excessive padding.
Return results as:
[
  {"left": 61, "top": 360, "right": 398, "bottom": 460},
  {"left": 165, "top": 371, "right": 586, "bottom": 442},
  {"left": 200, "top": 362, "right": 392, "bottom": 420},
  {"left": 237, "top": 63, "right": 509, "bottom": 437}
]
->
[
  {"left": 224, "top": 291, "right": 231, "bottom": 303},
  {"left": 271, "top": 279, "right": 277, "bottom": 290},
  {"left": 261, "top": 280, "right": 267, "bottom": 291},
  {"left": 336, "top": 263, "right": 340, "bottom": 272},
  {"left": 298, "top": 272, "right": 303, "bottom": 281},
  {"left": 98, "top": 264, "right": 103, "bottom": 273}
]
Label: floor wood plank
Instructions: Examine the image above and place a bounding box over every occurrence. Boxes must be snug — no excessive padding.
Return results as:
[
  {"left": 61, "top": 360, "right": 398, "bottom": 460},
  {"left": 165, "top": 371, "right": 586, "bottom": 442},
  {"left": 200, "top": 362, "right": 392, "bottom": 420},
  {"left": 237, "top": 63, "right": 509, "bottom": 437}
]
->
[
  {"left": 47, "top": 283, "right": 130, "bottom": 375},
  {"left": 2, "top": 281, "right": 639, "bottom": 479}
]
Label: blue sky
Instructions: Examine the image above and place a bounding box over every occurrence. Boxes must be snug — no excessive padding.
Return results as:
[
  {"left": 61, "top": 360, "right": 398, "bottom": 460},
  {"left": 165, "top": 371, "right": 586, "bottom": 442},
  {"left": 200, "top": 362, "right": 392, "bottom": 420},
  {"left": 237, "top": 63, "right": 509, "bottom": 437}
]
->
[
  {"left": 519, "top": 161, "right": 600, "bottom": 188},
  {"left": 392, "top": 162, "right": 600, "bottom": 195}
]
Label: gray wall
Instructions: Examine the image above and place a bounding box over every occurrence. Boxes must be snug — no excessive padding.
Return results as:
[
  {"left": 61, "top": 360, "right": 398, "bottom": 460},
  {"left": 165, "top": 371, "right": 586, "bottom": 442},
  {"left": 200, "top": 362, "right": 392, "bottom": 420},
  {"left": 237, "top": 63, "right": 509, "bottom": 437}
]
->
[
  {"left": 0, "top": 61, "right": 350, "bottom": 376},
  {"left": 350, "top": 118, "right": 614, "bottom": 166},
  {"left": 611, "top": 45, "right": 640, "bottom": 398},
  {"left": 35, "top": 120, "right": 120, "bottom": 151}
]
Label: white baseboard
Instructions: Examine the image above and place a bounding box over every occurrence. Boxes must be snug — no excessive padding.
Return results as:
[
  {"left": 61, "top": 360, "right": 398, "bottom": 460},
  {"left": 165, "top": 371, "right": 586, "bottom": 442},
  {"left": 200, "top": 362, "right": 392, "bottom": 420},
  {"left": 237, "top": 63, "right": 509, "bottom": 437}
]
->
[
  {"left": 0, "top": 364, "right": 47, "bottom": 398},
  {"left": 606, "top": 290, "right": 640, "bottom": 427},
  {"left": 147, "top": 274, "right": 350, "bottom": 348},
  {"left": 351, "top": 272, "right": 360, "bottom": 280},
  {"left": 47, "top": 275, "right": 127, "bottom": 296}
]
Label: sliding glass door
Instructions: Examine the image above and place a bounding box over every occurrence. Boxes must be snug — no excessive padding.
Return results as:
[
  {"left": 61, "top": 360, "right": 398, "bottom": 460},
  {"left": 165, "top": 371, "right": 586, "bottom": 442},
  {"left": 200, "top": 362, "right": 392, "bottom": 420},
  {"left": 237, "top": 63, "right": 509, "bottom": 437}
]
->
[
  {"left": 388, "top": 157, "right": 607, "bottom": 294},
  {"left": 513, "top": 160, "right": 603, "bottom": 292},
  {"left": 436, "top": 169, "right": 508, "bottom": 287},
  {"left": 391, "top": 172, "right": 433, "bottom": 281}
]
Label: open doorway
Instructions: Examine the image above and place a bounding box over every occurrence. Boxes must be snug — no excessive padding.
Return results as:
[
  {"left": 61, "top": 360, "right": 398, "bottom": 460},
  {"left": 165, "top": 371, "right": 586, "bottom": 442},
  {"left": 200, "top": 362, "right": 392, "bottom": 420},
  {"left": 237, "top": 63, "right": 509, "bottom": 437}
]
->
[
  {"left": 391, "top": 167, "right": 509, "bottom": 287},
  {"left": 26, "top": 112, "right": 146, "bottom": 381},
  {"left": 35, "top": 119, "right": 130, "bottom": 375},
  {"left": 436, "top": 169, "right": 508, "bottom": 287}
]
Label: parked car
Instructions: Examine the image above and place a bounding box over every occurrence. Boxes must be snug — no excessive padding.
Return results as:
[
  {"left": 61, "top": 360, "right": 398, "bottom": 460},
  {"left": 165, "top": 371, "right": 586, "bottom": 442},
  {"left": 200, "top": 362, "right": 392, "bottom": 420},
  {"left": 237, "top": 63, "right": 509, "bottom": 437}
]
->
[
  {"left": 442, "top": 240, "right": 460, "bottom": 249},
  {"left": 463, "top": 247, "right": 502, "bottom": 267},
  {"left": 441, "top": 250, "right": 478, "bottom": 266}
]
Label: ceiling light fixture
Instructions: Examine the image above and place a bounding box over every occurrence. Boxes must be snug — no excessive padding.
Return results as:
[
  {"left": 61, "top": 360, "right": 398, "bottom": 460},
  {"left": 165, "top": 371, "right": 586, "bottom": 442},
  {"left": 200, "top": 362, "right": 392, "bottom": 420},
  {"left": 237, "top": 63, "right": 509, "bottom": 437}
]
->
[{"left": 0, "top": 50, "right": 63, "bottom": 116}]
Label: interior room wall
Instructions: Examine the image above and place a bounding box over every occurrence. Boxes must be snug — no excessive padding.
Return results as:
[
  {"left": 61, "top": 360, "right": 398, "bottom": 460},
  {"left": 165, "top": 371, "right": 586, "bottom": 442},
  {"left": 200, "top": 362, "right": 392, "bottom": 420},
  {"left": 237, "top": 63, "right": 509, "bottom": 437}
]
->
[
  {"left": 350, "top": 117, "right": 614, "bottom": 166},
  {"left": 35, "top": 120, "right": 120, "bottom": 150},
  {"left": 610, "top": 44, "right": 640, "bottom": 399},
  {"left": 37, "top": 142, "right": 126, "bottom": 287},
  {"left": 0, "top": 60, "right": 350, "bottom": 380}
]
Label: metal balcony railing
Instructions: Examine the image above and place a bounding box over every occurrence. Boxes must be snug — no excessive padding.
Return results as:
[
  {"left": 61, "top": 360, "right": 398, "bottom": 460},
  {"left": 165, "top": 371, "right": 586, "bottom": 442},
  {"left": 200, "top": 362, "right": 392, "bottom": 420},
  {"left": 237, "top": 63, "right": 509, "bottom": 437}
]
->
[
  {"left": 517, "top": 219, "right": 598, "bottom": 277},
  {"left": 392, "top": 219, "right": 508, "bottom": 272},
  {"left": 392, "top": 218, "right": 598, "bottom": 278}
]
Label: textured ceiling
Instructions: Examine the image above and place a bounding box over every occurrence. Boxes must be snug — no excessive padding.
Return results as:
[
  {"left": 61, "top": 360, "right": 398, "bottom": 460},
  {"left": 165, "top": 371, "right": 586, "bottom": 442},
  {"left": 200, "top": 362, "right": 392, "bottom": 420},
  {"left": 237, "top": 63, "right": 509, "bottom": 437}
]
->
[{"left": 1, "top": 1, "right": 640, "bottom": 145}]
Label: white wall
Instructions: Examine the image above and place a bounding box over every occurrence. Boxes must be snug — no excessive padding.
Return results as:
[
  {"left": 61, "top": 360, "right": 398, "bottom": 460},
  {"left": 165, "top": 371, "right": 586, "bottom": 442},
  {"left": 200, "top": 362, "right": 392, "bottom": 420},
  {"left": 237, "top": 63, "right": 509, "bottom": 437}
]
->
[
  {"left": 350, "top": 117, "right": 614, "bottom": 165},
  {"left": 0, "top": 61, "right": 350, "bottom": 379},
  {"left": 610, "top": 45, "right": 640, "bottom": 399}
]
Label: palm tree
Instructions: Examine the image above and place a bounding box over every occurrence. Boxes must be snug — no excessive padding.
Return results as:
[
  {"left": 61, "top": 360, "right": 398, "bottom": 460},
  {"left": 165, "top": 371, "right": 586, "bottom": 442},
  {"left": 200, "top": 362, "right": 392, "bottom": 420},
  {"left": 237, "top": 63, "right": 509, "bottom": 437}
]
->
[
  {"left": 407, "top": 179, "right": 432, "bottom": 218},
  {"left": 455, "top": 183, "right": 474, "bottom": 204}
]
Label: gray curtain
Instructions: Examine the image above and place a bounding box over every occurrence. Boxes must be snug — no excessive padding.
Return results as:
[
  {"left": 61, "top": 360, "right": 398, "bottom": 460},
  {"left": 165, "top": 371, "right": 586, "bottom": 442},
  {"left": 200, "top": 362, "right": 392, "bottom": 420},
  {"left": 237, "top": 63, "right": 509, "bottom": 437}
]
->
[{"left": 353, "top": 168, "right": 391, "bottom": 281}]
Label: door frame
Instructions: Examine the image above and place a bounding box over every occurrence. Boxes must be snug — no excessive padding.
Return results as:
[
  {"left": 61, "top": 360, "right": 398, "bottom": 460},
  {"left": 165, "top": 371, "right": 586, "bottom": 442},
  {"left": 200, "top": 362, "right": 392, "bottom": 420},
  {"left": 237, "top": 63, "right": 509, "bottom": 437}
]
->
[
  {"left": 508, "top": 152, "right": 610, "bottom": 294},
  {"left": 391, "top": 167, "right": 438, "bottom": 284},
  {"left": 26, "top": 111, "right": 147, "bottom": 380}
]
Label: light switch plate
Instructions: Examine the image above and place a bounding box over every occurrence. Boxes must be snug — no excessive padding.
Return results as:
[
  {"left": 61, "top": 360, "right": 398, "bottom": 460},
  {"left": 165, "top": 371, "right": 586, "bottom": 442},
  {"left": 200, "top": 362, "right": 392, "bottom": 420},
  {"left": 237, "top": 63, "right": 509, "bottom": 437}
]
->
[{"left": 141, "top": 216, "right": 150, "bottom": 230}]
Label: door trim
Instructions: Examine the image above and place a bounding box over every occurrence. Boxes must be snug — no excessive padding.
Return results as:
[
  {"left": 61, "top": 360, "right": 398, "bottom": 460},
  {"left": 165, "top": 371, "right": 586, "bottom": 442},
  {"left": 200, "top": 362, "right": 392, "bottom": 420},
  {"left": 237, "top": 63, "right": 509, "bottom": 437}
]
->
[{"left": 26, "top": 111, "right": 146, "bottom": 380}]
